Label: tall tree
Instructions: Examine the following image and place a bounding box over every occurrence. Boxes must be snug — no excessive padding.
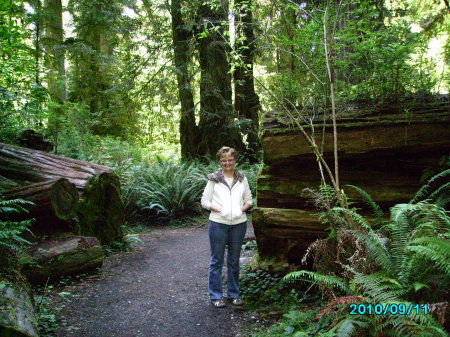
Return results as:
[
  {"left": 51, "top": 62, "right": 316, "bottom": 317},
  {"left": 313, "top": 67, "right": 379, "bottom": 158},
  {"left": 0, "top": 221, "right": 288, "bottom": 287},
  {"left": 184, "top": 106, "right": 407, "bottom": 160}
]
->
[
  {"left": 170, "top": 0, "right": 197, "bottom": 159},
  {"left": 67, "top": 0, "right": 135, "bottom": 138},
  {"left": 42, "top": 0, "right": 65, "bottom": 152},
  {"left": 43, "top": 0, "right": 65, "bottom": 104},
  {"left": 233, "top": 0, "right": 261, "bottom": 159},
  {"left": 196, "top": 0, "right": 243, "bottom": 156}
]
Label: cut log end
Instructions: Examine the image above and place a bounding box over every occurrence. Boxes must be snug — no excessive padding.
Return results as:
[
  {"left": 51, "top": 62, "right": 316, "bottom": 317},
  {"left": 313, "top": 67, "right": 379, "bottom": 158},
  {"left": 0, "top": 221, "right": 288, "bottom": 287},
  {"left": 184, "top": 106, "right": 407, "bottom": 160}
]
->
[{"left": 50, "top": 178, "right": 79, "bottom": 220}]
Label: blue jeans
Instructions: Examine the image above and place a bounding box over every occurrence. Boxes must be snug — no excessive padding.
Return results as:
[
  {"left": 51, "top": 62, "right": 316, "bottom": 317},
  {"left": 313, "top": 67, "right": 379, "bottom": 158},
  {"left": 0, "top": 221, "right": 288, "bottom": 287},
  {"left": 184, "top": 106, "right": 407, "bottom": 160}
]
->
[{"left": 208, "top": 220, "right": 247, "bottom": 300}]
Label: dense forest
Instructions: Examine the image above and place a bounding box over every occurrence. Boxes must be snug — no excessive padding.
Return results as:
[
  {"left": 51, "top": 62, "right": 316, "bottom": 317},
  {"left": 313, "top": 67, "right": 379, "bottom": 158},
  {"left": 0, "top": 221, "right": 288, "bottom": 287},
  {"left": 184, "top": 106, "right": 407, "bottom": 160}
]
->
[
  {"left": 1, "top": 0, "right": 448, "bottom": 159},
  {"left": 0, "top": 0, "right": 449, "bottom": 336}
]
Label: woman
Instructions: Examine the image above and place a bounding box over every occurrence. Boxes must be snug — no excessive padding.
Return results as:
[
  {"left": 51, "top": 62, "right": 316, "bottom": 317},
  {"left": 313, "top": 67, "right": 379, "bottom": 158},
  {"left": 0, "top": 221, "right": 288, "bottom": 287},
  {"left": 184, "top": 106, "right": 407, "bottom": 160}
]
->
[{"left": 201, "top": 146, "right": 252, "bottom": 308}]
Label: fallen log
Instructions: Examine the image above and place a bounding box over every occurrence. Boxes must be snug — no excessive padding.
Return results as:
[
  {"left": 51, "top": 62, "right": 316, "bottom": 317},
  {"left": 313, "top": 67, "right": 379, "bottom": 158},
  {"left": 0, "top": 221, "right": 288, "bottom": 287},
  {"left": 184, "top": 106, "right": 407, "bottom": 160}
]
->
[
  {"left": 0, "top": 278, "right": 39, "bottom": 337},
  {"left": 22, "top": 235, "right": 105, "bottom": 284},
  {"left": 0, "top": 174, "right": 19, "bottom": 191},
  {"left": 1, "top": 178, "right": 79, "bottom": 221},
  {"left": 0, "top": 142, "right": 124, "bottom": 244}
]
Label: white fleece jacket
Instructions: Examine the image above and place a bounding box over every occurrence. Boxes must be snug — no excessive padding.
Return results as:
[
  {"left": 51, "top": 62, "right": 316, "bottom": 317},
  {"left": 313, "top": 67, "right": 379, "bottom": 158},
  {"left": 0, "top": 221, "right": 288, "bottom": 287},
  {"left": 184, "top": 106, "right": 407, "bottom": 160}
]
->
[{"left": 201, "top": 170, "right": 252, "bottom": 225}]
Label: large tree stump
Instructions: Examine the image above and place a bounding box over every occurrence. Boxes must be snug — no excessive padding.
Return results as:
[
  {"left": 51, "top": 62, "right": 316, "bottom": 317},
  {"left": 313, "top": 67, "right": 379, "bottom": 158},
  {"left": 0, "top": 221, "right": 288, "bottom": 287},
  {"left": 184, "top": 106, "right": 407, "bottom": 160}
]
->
[
  {"left": 0, "top": 142, "right": 124, "bottom": 244},
  {"left": 22, "top": 235, "right": 105, "bottom": 284},
  {"left": 0, "top": 278, "right": 39, "bottom": 337}
]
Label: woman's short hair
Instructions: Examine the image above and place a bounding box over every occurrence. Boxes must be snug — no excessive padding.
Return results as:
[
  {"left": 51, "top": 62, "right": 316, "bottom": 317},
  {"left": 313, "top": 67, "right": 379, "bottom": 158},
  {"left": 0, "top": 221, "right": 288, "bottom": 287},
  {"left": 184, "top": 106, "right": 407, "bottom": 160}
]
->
[{"left": 216, "top": 146, "right": 236, "bottom": 161}]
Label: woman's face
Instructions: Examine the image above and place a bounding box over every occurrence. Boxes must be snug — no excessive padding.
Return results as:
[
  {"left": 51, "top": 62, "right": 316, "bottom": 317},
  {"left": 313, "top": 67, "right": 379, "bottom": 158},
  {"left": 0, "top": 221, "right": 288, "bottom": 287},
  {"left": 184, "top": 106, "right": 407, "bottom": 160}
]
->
[{"left": 219, "top": 153, "right": 235, "bottom": 171}]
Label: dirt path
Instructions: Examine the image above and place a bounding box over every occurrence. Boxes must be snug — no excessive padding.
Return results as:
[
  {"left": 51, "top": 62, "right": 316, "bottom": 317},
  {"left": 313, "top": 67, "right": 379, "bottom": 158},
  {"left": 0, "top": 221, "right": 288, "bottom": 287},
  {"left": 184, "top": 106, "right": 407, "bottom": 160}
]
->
[{"left": 50, "top": 224, "right": 255, "bottom": 337}]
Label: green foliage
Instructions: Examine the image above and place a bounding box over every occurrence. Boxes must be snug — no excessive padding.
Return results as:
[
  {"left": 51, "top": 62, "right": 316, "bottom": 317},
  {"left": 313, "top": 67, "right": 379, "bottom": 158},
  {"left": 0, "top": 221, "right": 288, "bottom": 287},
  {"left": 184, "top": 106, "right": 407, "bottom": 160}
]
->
[
  {"left": 412, "top": 168, "right": 450, "bottom": 207},
  {"left": 34, "top": 292, "right": 59, "bottom": 337},
  {"left": 0, "top": 0, "right": 46, "bottom": 143},
  {"left": 240, "top": 266, "right": 284, "bottom": 301},
  {"left": 138, "top": 158, "right": 203, "bottom": 218},
  {"left": 344, "top": 184, "right": 384, "bottom": 218},
  {"left": 0, "top": 198, "right": 34, "bottom": 251},
  {"left": 117, "top": 156, "right": 259, "bottom": 222},
  {"left": 257, "top": 0, "right": 446, "bottom": 114},
  {"left": 280, "top": 197, "right": 450, "bottom": 336}
]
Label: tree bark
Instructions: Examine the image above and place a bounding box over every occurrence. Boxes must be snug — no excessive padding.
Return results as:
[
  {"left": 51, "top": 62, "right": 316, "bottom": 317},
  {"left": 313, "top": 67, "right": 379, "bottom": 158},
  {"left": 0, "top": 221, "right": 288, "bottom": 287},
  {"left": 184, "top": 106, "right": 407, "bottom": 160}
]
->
[
  {"left": 43, "top": 0, "right": 65, "bottom": 152},
  {"left": 233, "top": 0, "right": 261, "bottom": 159},
  {"left": 196, "top": 0, "right": 244, "bottom": 156},
  {"left": 22, "top": 235, "right": 104, "bottom": 284},
  {"left": 43, "top": 0, "right": 65, "bottom": 104},
  {"left": 170, "top": 0, "right": 198, "bottom": 159},
  {"left": 1, "top": 178, "right": 79, "bottom": 221},
  {"left": 0, "top": 143, "right": 124, "bottom": 244}
]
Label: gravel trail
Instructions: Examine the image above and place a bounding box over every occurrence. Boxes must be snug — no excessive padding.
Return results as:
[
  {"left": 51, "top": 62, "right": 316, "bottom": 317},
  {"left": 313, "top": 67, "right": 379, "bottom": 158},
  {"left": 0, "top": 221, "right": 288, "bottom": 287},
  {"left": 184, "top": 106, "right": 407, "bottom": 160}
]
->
[{"left": 51, "top": 224, "right": 254, "bottom": 337}]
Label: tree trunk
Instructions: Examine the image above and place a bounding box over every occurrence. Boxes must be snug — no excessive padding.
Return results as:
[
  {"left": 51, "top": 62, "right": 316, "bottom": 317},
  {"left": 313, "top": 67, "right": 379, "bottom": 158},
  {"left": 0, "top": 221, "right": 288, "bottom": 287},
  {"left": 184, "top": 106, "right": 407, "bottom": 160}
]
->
[
  {"left": 1, "top": 178, "right": 79, "bottom": 221},
  {"left": 43, "top": 0, "right": 65, "bottom": 103},
  {"left": 170, "top": 0, "right": 198, "bottom": 159},
  {"left": 196, "top": 0, "right": 243, "bottom": 156},
  {"left": 43, "top": 0, "right": 65, "bottom": 152},
  {"left": 22, "top": 235, "right": 104, "bottom": 284},
  {"left": 0, "top": 143, "right": 124, "bottom": 244},
  {"left": 68, "top": 0, "right": 121, "bottom": 137},
  {"left": 233, "top": 0, "right": 261, "bottom": 159}
]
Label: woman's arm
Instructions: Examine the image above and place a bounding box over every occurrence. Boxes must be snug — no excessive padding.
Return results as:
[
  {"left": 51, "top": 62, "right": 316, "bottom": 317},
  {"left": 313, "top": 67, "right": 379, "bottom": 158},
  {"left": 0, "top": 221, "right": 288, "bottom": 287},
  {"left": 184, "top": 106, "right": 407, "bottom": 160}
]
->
[
  {"left": 242, "top": 177, "right": 253, "bottom": 212},
  {"left": 201, "top": 180, "right": 221, "bottom": 212}
]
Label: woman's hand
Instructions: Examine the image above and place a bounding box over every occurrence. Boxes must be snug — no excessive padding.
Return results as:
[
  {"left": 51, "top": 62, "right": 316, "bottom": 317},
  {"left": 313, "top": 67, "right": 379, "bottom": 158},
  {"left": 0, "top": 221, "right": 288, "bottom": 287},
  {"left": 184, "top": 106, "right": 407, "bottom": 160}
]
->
[
  {"left": 210, "top": 205, "right": 222, "bottom": 213},
  {"left": 241, "top": 203, "right": 252, "bottom": 213}
]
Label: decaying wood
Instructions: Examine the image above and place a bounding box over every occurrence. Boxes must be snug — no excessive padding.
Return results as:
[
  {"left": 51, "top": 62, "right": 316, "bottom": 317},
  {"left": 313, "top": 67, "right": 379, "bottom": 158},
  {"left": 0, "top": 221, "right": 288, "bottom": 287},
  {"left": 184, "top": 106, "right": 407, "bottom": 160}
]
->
[
  {"left": 253, "top": 102, "right": 450, "bottom": 265},
  {"left": 0, "top": 174, "right": 19, "bottom": 191},
  {"left": 1, "top": 178, "right": 79, "bottom": 221},
  {"left": 23, "top": 235, "right": 104, "bottom": 284},
  {"left": 0, "top": 142, "right": 124, "bottom": 244},
  {"left": 0, "top": 142, "right": 113, "bottom": 188}
]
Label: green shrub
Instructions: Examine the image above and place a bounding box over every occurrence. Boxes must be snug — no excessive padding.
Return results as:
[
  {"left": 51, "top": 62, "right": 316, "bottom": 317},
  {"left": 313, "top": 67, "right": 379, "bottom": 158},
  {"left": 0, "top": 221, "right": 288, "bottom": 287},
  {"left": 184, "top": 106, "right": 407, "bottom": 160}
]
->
[
  {"left": 135, "top": 158, "right": 203, "bottom": 219},
  {"left": 282, "top": 197, "right": 449, "bottom": 336}
]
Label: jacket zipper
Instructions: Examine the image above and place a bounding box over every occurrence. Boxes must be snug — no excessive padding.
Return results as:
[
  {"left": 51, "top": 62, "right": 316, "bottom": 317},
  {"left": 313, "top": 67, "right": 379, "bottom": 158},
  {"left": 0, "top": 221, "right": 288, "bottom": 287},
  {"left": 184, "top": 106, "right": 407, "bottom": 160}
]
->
[{"left": 230, "top": 189, "right": 232, "bottom": 224}]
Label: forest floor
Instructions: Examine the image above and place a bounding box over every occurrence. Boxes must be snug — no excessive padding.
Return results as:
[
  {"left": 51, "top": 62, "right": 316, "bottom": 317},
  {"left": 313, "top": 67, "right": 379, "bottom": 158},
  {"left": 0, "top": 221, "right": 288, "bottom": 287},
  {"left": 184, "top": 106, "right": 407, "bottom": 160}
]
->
[{"left": 44, "top": 222, "right": 259, "bottom": 337}]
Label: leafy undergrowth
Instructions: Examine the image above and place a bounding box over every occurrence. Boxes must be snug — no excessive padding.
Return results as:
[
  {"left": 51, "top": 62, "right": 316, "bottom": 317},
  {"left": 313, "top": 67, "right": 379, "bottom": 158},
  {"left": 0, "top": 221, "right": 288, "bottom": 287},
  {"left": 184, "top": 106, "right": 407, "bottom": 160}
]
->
[
  {"left": 238, "top": 261, "right": 327, "bottom": 337},
  {"left": 34, "top": 273, "right": 95, "bottom": 337}
]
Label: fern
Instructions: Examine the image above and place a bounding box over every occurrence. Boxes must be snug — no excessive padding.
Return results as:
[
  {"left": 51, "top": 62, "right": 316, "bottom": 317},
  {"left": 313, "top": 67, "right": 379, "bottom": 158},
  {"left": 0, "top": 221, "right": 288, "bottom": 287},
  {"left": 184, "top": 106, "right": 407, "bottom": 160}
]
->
[
  {"left": 412, "top": 169, "right": 450, "bottom": 204},
  {"left": 407, "top": 237, "right": 450, "bottom": 276},
  {"left": 283, "top": 270, "right": 350, "bottom": 293},
  {"left": 332, "top": 207, "right": 372, "bottom": 232},
  {"left": 0, "top": 198, "right": 34, "bottom": 252},
  {"left": 332, "top": 318, "right": 369, "bottom": 337},
  {"left": 344, "top": 184, "right": 384, "bottom": 218},
  {"left": 349, "top": 230, "right": 392, "bottom": 274}
]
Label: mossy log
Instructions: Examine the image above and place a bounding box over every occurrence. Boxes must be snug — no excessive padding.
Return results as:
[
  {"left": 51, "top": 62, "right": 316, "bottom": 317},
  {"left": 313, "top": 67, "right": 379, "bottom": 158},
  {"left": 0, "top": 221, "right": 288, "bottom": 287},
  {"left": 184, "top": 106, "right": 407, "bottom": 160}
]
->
[
  {"left": 0, "top": 175, "right": 19, "bottom": 191},
  {"left": 0, "top": 142, "right": 124, "bottom": 244},
  {"left": 0, "top": 279, "right": 39, "bottom": 337},
  {"left": 1, "top": 178, "right": 79, "bottom": 221},
  {"left": 253, "top": 102, "right": 450, "bottom": 265},
  {"left": 252, "top": 207, "right": 328, "bottom": 264},
  {"left": 0, "top": 142, "right": 114, "bottom": 187},
  {"left": 261, "top": 122, "right": 450, "bottom": 164},
  {"left": 23, "top": 235, "right": 104, "bottom": 284}
]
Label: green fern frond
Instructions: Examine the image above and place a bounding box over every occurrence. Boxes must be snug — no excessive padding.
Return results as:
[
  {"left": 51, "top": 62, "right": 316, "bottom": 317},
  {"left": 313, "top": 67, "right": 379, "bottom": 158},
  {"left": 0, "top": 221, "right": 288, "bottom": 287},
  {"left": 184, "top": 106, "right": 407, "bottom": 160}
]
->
[
  {"left": 412, "top": 169, "right": 450, "bottom": 203},
  {"left": 344, "top": 184, "right": 383, "bottom": 218},
  {"left": 332, "top": 207, "right": 372, "bottom": 231},
  {"left": 407, "top": 237, "right": 450, "bottom": 276},
  {"left": 349, "top": 230, "right": 392, "bottom": 274},
  {"left": 353, "top": 273, "right": 408, "bottom": 303},
  {"left": 283, "top": 270, "right": 350, "bottom": 293},
  {"left": 332, "top": 318, "right": 369, "bottom": 337}
]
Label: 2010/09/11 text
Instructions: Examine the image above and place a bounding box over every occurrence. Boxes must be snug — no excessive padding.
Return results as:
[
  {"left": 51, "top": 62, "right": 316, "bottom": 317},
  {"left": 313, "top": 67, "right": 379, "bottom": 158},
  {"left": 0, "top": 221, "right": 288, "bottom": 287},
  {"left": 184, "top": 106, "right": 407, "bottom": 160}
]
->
[{"left": 349, "top": 303, "right": 429, "bottom": 315}]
